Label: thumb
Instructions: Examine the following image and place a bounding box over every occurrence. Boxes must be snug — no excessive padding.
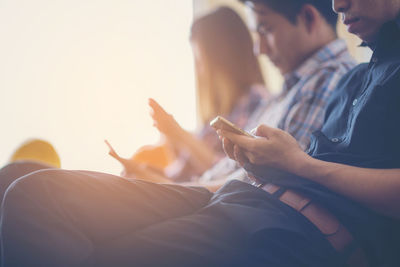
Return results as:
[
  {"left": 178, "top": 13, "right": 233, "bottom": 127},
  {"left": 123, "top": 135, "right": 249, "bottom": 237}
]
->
[{"left": 254, "top": 124, "right": 276, "bottom": 138}]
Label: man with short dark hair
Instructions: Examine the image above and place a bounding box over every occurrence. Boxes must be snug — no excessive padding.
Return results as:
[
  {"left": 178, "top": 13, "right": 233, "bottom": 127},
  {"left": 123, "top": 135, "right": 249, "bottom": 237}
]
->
[
  {"left": 199, "top": 0, "right": 355, "bottom": 184},
  {"left": 241, "top": 0, "right": 338, "bottom": 28},
  {"left": 1, "top": 0, "right": 400, "bottom": 266}
]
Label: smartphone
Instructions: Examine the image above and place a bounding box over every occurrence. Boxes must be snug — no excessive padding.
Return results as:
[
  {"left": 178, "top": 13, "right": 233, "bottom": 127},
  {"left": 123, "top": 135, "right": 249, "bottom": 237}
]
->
[
  {"left": 104, "top": 140, "right": 131, "bottom": 167},
  {"left": 210, "top": 116, "right": 254, "bottom": 138},
  {"left": 104, "top": 140, "right": 164, "bottom": 176}
]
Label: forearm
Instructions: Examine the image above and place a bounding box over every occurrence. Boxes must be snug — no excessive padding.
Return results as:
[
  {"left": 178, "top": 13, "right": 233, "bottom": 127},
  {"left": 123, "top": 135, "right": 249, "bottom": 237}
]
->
[
  {"left": 174, "top": 129, "right": 217, "bottom": 172},
  {"left": 293, "top": 154, "right": 400, "bottom": 219},
  {"left": 219, "top": 126, "right": 400, "bottom": 218},
  {"left": 150, "top": 98, "right": 216, "bottom": 169}
]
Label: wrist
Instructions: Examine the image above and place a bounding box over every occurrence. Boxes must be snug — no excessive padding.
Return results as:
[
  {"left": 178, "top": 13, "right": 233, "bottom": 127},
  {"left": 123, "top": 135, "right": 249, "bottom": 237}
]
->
[{"left": 285, "top": 150, "right": 314, "bottom": 176}]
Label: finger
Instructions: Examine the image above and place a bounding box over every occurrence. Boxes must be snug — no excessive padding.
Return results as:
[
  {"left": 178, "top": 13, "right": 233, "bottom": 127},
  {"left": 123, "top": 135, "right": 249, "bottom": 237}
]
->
[
  {"left": 219, "top": 129, "right": 256, "bottom": 149},
  {"left": 254, "top": 124, "right": 276, "bottom": 138},
  {"left": 222, "top": 137, "right": 235, "bottom": 159},
  {"left": 148, "top": 98, "right": 168, "bottom": 116},
  {"left": 243, "top": 150, "right": 257, "bottom": 165},
  {"left": 234, "top": 145, "right": 249, "bottom": 167},
  {"left": 148, "top": 99, "right": 162, "bottom": 120},
  {"left": 148, "top": 98, "right": 159, "bottom": 109},
  {"left": 149, "top": 107, "right": 155, "bottom": 118},
  {"left": 152, "top": 121, "right": 161, "bottom": 131}
]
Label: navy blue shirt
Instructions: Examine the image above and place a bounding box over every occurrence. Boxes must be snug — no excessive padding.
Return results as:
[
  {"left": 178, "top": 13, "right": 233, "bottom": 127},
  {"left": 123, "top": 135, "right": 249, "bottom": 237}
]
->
[
  {"left": 254, "top": 15, "right": 400, "bottom": 266},
  {"left": 309, "top": 22, "right": 400, "bottom": 169}
]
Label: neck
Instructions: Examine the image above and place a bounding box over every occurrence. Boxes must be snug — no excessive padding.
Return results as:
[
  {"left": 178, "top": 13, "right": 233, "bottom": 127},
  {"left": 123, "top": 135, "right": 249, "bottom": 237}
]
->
[
  {"left": 287, "top": 33, "right": 336, "bottom": 75},
  {"left": 310, "top": 24, "right": 337, "bottom": 53},
  {"left": 307, "top": 34, "right": 337, "bottom": 57}
]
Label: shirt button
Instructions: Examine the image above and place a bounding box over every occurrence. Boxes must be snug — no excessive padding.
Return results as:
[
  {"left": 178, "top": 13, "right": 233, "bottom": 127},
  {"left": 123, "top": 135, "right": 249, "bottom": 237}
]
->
[
  {"left": 352, "top": 99, "right": 358, "bottom": 106},
  {"left": 331, "top": 138, "right": 340, "bottom": 143},
  {"left": 371, "top": 56, "right": 378, "bottom": 63}
]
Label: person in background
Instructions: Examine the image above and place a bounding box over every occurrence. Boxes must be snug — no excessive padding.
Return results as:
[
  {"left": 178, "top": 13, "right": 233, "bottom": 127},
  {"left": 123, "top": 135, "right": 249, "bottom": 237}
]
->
[
  {"left": 198, "top": 0, "right": 357, "bottom": 186},
  {"left": 122, "top": 0, "right": 356, "bottom": 190},
  {"left": 122, "top": 7, "right": 266, "bottom": 182}
]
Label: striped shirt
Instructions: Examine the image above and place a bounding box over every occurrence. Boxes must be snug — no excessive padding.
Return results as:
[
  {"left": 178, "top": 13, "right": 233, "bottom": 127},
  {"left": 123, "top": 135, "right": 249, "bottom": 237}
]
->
[{"left": 199, "top": 39, "right": 356, "bottom": 183}]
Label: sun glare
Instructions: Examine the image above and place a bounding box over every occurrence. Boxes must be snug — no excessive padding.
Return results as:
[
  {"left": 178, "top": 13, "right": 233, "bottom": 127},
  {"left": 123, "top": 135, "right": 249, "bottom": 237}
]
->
[{"left": 0, "top": 0, "right": 196, "bottom": 174}]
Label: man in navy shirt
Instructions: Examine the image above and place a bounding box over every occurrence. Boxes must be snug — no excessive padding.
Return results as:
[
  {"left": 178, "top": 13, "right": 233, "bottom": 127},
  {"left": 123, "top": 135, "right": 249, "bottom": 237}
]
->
[{"left": 1, "top": 0, "right": 400, "bottom": 266}]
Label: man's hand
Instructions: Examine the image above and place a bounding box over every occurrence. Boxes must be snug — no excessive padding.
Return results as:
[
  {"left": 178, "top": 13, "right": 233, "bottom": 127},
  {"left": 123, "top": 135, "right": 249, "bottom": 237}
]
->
[{"left": 218, "top": 124, "right": 308, "bottom": 173}]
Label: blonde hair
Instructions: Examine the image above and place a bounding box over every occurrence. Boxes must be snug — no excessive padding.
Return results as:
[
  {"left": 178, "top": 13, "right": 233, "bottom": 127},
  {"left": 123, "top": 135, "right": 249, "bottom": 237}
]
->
[{"left": 191, "top": 7, "right": 264, "bottom": 124}]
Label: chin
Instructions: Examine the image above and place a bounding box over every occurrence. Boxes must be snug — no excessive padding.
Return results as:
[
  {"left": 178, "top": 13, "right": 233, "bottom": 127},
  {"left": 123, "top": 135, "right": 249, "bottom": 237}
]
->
[
  {"left": 357, "top": 24, "right": 381, "bottom": 44},
  {"left": 358, "top": 32, "right": 379, "bottom": 44}
]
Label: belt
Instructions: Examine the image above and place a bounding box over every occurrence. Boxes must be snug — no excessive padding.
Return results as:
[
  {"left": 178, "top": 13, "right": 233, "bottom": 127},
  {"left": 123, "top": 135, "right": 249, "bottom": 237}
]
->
[{"left": 251, "top": 180, "right": 370, "bottom": 267}]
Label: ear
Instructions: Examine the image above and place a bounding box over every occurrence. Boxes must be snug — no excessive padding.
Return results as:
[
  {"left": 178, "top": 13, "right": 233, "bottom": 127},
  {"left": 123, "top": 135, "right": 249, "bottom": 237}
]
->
[{"left": 298, "top": 4, "right": 318, "bottom": 33}]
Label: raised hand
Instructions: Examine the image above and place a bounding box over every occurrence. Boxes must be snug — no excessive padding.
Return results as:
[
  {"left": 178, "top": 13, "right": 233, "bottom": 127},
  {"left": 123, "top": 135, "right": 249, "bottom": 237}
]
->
[
  {"left": 105, "top": 139, "right": 171, "bottom": 183},
  {"left": 148, "top": 98, "right": 184, "bottom": 141},
  {"left": 148, "top": 98, "right": 217, "bottom": 174}
]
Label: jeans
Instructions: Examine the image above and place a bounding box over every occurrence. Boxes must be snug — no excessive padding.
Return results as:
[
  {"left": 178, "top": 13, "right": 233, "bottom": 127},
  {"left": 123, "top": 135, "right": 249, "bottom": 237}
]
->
[{"left": 0, "top": 165, "right": 340, "bottom": 266}]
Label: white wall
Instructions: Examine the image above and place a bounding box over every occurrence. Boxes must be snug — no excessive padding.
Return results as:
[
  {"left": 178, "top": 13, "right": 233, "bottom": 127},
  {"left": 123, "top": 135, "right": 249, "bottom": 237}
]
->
[{"left": 0, "top": 0, "right": 195, "bottom": 174}]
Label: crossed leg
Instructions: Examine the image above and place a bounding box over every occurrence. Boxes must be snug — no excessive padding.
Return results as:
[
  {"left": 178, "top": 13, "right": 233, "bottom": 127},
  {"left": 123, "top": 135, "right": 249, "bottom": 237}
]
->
[{"left": 0, "top": 168, "right": 340, "bottom": 267}]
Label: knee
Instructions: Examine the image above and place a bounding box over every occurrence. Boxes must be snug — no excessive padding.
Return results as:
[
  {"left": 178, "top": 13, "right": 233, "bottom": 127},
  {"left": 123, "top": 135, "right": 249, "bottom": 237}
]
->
[
  {"left": 9, "top": 168, "right": 61, "bottom": 188},
  {"left": 0, "top": 161, "right": 52, "bottom": 181},
  {"left": 3, "top": 169, "right": 61, "bottom": 205},
  {"left": 0, "top": 162, "right": 54, "bottom": 205}
]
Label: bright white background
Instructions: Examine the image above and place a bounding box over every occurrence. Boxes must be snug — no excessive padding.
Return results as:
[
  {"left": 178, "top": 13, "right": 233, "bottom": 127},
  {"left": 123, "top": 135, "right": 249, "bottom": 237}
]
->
[{"left": 0, "top": 0, "right": 196, "bottom": 174}]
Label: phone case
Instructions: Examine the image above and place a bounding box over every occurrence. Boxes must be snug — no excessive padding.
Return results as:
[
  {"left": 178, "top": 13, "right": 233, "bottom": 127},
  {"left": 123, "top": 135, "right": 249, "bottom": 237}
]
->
[{"left": 210, "top": 116, "right": 253, "bottom": 137}]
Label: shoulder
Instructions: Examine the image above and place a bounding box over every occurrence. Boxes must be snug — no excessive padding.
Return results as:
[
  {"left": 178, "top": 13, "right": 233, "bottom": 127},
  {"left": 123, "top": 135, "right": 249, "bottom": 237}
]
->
[
  {"left": 306, "top": 39, "right": 357, "bottom": 79},
  {"left": 315, "top": 49, "right": 357, "bottom": 78},
  {"left": 296, "top": 54, "right": 361, "bottom": 99}
]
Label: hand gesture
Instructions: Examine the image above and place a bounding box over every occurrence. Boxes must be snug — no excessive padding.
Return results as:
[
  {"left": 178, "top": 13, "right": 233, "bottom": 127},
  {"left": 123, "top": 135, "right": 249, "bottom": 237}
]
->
[
  {"left": 148, "top": 98, "right": 184, "bottom": 141},
  {"left": 105, "top": 139, "right": 171, "bottom": 184}
]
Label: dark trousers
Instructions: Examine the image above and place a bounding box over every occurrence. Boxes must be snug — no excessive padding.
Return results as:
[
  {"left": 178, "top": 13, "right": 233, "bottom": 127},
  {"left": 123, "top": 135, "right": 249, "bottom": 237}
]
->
[
  {"left": 0, "top": 161, "right": 53, "bottom": 204},
  {"left": 0, "top": 164, "right": 341, "bottom": 267}
]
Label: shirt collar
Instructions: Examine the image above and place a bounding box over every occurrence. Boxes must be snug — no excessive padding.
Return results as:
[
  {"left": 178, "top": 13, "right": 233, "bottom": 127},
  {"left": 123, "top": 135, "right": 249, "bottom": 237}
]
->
[{"left": 282, "top": 39, "right": 348, "bottom": 92}]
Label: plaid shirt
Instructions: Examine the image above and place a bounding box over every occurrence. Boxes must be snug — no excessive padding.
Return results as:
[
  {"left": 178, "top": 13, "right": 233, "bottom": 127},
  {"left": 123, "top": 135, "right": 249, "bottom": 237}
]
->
[
  {"left": 199, "top": 39, "right": 356, "bottom": 182},
  {"left": 246, "top": 38, "right": 356, "bottom": 150}
]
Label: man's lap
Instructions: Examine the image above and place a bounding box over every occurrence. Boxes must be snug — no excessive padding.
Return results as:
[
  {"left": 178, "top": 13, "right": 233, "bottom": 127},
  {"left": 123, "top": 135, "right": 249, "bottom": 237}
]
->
[
  {"left": 1, "top": 169, "right": 341, "bottom": 266},
  {"left": 96, "top": 180, "right": 341, "bottom": 266}
]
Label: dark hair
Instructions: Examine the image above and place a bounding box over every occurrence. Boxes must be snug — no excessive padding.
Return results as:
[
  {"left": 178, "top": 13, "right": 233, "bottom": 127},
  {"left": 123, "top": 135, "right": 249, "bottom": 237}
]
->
[
  {"left": 190, "top": 7, "right": 264, "bottom": 123},
  {"left": 239, "top": 0, "right": 337, "bottom": 29}
]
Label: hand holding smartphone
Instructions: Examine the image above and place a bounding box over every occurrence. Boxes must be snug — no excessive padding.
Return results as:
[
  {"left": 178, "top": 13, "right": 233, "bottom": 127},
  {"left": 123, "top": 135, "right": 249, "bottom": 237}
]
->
[
  {"left": 104, "top": 140, "right": 170, "bottom": 183},
  {"left": 105, "top": 140, "right": 126, "bottom": 163},
  {"left": 104, "top": 140, "right": 141, "bottom": 173},
  {"left": 210, "top": 116, "right": 254, "bottom": 138}
]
